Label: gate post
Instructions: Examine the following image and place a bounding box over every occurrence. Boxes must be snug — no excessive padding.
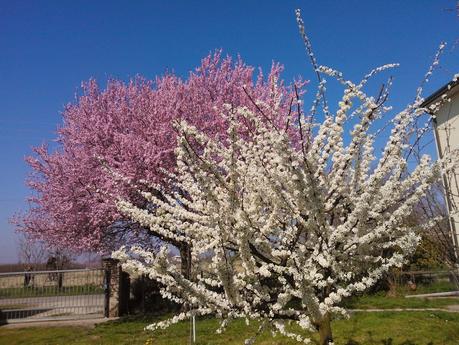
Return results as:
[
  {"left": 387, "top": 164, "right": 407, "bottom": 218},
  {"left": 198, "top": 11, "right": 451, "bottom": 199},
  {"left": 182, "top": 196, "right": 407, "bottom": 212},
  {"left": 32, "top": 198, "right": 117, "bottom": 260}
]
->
[
  {"left": 102, "top": 258, "right": 130, "bottom": 317},
  {"left": 103, "top": 263, "right": 111, "bottom": 318}
]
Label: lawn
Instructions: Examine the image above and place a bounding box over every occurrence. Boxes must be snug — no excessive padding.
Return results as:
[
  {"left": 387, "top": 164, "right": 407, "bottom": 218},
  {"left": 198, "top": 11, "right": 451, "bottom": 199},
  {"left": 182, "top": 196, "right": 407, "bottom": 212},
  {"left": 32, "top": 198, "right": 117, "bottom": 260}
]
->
[
  {"left": 403, "top": 280, "right": 457, "bottom": 295},
  {"left": 1, "top": 285, "right": 458, "bottom": 345},
  {"left": 342, "top": 292, "right": 459, "bottom": 310},
  {"left": 341, "top": 280, "right": 459, "bottom": 310},
  {"left": 0, "top": 311, "right": 458, "bottom": 345}
]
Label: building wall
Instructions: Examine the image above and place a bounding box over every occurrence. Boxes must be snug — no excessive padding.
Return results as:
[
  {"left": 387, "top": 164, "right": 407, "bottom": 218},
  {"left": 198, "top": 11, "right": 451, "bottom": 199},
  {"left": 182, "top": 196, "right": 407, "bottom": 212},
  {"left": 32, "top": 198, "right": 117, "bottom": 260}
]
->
[{"left": 433, "top": 87, "right": 459, "bottom": 255}]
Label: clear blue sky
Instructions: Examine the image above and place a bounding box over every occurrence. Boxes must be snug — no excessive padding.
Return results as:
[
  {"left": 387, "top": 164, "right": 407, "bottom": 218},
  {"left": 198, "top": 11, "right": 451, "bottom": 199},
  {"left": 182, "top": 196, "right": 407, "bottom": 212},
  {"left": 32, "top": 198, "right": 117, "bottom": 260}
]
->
[{"left": 1, "top": 1, "right": 458, "bottom": 263}]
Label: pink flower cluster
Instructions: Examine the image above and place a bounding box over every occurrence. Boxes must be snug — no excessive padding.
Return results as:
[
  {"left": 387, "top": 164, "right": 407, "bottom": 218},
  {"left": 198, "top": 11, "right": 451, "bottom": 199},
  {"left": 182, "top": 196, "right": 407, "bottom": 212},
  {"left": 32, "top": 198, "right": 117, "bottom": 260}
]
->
[{"left": 16, "top": 51, "right": 304, "bottom": 253}]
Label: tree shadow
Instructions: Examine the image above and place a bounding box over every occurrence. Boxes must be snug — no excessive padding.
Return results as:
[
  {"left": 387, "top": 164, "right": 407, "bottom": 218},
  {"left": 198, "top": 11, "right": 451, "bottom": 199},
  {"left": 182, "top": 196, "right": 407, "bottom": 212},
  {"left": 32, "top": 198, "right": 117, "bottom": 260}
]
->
[
  {"left": 0, "top": 310, "right": 6, "bottom": 326},
  {"left": 344, "top": 337, "right": 434, "bottom": 345}
]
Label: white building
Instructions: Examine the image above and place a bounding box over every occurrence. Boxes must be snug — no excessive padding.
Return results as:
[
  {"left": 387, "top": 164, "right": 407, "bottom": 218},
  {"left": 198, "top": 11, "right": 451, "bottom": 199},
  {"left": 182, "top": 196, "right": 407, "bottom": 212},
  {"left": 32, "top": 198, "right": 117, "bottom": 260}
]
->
[{"left": 422, "top": 78, "right": 459, "bottom": 260}]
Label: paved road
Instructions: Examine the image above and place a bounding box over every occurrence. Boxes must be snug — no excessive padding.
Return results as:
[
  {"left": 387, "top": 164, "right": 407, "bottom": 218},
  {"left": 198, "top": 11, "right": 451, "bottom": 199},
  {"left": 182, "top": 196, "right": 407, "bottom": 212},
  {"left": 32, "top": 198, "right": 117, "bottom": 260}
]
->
[{"left": 0, "top": 294, "right": 104, "bottom": 320}]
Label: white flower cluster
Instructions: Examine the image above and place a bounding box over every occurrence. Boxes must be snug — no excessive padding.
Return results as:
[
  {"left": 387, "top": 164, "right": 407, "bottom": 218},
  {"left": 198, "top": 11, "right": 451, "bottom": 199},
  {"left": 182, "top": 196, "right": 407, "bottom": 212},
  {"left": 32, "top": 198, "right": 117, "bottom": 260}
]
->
[{"left": 112, "top": 23, "right": 459, "bottom": 345}]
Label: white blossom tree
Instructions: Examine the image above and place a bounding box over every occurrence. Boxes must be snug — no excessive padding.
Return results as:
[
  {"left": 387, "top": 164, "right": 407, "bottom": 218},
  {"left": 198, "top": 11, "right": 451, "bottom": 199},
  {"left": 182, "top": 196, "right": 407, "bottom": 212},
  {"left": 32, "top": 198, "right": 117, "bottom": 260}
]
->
[{"left": 112, "top": 11, "right": 459, "bottom": 345}]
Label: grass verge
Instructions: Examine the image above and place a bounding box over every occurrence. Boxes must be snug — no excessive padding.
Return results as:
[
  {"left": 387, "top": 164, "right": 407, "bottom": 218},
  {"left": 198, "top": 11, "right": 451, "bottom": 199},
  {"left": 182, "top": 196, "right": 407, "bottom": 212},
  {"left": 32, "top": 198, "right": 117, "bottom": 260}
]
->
[
  {"left": 342, "top": 292, "right": 459, "bottom": 309},
  {"left": 0, "top": 311, "right": 458, "bottom": 345}
]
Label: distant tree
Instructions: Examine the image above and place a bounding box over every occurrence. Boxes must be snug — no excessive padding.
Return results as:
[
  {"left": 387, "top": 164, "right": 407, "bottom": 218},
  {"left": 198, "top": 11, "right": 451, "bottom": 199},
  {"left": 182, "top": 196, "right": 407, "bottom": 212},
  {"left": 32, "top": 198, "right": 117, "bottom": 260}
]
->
[
  {"left": 414, "top": 183, "right": 457, "bottom": 266},
  {"left": 45, "top": 249, "right": 73, "bottom": 289},
  {"left": 18, "top": 234, "right": 47, "bottom": 287},
  {"left": 17, "top": 234, "right": 74, "bottom": 288},
  {"left": 17, "top": 234, "right": 47, "bottom": 270}
]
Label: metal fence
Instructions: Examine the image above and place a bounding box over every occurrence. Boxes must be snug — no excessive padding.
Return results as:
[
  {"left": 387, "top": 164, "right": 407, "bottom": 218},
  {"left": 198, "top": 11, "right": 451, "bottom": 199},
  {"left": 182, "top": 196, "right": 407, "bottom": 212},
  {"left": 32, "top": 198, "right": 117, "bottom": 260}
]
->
[
  {"left": 398, "top": 269, "right": 459, "bottom": 295},
  {"left": 0, "top": 268, "right": 106, "bottom": 323}
]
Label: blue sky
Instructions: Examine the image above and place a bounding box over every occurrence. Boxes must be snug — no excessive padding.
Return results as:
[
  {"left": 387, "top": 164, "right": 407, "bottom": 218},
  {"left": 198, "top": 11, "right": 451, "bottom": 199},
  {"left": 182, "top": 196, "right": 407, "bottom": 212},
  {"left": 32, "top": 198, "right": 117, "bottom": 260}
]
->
[{"left": 0, "top": 1, "right": 458, "bottom": 263}]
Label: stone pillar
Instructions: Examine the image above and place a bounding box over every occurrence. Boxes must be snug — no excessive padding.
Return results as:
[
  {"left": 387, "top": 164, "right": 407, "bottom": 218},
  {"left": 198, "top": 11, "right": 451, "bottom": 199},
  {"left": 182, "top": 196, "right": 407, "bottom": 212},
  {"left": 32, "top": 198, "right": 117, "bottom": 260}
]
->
[{"left": 102, "top": 258, "right": 130, "bottom": 317}]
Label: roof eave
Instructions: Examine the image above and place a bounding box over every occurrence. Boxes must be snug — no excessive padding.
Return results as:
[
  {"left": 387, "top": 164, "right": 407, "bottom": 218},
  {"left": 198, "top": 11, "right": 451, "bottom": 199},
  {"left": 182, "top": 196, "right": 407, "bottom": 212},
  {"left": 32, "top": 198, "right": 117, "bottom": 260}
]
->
[{"left": 421, "top": 79, "right": 459, "bottom": 111}]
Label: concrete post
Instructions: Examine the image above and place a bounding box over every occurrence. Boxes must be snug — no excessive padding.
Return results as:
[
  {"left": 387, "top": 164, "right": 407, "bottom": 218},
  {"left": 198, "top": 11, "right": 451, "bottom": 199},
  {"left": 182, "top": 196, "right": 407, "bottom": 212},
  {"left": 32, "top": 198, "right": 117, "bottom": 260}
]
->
[{"left": 102, "top": 258, "right": 130, "bottom": 317}]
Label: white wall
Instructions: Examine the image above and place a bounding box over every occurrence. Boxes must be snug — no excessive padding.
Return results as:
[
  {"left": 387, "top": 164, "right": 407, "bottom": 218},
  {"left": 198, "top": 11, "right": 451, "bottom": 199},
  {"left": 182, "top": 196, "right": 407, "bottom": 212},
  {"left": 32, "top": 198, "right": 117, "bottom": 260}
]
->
[{"left": 434, "top": 87, "right": 459, "bottom": 256}]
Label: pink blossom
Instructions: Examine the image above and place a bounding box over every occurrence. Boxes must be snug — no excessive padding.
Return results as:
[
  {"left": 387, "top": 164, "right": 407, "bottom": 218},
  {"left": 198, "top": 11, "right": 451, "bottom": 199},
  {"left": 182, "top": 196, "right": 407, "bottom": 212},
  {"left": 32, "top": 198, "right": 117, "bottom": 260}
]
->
[{"left": 15, "top": 51, "right": 305, "bottom": 253}]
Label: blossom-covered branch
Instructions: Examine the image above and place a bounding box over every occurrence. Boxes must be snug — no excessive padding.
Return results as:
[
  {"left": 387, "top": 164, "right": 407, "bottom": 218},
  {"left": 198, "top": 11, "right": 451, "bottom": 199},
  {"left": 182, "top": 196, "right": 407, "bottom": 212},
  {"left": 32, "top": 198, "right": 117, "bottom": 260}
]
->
[
  {"left": 15, "top": 52, "right": 304, "bottom": 260},
  {"left": 114, "top": 59, "right": 459, "bottom": 343}
]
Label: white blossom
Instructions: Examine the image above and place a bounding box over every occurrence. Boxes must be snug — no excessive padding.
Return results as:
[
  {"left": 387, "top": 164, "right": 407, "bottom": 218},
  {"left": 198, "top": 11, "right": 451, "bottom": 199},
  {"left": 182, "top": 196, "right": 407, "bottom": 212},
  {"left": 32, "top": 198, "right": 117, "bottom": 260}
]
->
[{"left": 111, "top": 14, "right": 459, "bottom": 344}]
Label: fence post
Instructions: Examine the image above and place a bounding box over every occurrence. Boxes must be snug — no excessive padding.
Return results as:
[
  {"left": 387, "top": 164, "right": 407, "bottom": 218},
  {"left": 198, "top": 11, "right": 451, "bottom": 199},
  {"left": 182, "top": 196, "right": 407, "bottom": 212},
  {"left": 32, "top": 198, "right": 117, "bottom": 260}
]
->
[
  {"left": 102, "top": 258, "right": 130, "bottom": 317},
  {"left": 103, "top": 264, "right": 111, "bottom": 318}
]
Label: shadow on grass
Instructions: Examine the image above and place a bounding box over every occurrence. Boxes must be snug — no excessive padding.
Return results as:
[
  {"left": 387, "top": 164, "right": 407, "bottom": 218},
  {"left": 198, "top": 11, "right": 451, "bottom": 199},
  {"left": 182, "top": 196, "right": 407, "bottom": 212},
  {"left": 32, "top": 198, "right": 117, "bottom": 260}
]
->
[
  {"left": 0, "top": 310, "right": 6, "bottom": 326},
  {"left": 3, "top": 308, "right": 54, "bottom": 320},
  {"left": 345, "top": 337, "right": 435, "bottom": 345}
]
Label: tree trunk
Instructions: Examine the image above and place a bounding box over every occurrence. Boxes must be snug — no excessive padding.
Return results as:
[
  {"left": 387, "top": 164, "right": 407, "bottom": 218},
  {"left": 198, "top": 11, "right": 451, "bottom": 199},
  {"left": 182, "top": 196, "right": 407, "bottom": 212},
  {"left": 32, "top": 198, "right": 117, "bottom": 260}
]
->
[
  {"left": 57, "top": 272, "right": 63, "bottom": 290},
  {"left": 179, "top": 243, "right": 192, "bottom": 280},
  {"left": 317, "top": 314, "right": 333, "bottom": 345},
  {"left": 179, "top": 244, "right": 192, "bottom": 314},
  {"left": 386, "top": 268, "right": 400, "bottom": 297}
]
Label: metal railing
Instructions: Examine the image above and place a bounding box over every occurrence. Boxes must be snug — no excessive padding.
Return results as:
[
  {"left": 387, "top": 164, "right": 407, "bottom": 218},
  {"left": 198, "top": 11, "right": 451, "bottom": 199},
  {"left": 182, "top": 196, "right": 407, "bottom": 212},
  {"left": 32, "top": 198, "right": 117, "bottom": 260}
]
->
[
  {"left": 398, "top": 268, "right": 459, "bottom": 295},
  {"left": 0, "top": 268, "right": 106, "bottom": 322}
]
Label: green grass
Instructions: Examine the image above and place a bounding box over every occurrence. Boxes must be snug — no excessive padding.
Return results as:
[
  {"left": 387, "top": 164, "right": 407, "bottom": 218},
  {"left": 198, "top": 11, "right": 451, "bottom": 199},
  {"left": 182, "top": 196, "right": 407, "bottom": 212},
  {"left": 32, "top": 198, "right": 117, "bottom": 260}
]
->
[
  {"left": 340, "top": 279, "right": 459, "bottom": 310},
  {"left": 1, "top": 282, "right": 458, "bottom": 344},
  {"left": 0, "top": 312, "right": 458, "bottom": 345},
  {"left": 342, "top": 291, "right": 459, "bottom": 309},
  {"left": 401, "top": 280, "right": 457, "bottom": 295},
  {"left": 0, "top": 285, "right": 104, "bottom": 298}
]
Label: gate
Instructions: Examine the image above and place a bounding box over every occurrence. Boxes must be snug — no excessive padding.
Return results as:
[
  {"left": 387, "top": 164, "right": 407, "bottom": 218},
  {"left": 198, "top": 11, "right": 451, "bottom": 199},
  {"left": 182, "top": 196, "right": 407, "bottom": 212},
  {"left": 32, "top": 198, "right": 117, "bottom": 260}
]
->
[{"left": 0, "top": 268, "right": 106, "bottom": 323}]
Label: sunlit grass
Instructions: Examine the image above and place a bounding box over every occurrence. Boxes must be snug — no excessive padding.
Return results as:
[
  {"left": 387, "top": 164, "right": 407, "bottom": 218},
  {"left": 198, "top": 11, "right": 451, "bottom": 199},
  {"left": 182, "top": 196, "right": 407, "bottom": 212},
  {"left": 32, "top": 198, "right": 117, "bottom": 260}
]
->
[{"left": 1, "top": 311, "right": 458, "bottom": 345}]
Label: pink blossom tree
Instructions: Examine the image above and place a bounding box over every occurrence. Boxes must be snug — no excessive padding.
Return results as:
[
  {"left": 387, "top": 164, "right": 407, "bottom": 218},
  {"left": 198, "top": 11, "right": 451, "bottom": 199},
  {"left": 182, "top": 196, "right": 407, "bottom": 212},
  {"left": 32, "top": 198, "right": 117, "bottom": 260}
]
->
[{"left": 16, "top": 52, "right": 303, "bottom": 276}]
